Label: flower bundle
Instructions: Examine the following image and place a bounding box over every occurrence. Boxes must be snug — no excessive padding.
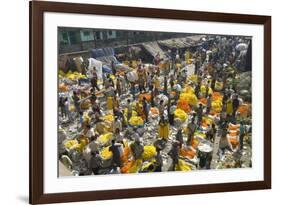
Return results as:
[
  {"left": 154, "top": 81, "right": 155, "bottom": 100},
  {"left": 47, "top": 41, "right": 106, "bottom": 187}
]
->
[
  {"left": 97, "top": 132, "right": 113, "bottom": 144},
  {"left": 129, "top": 116, "right": 144, "bottom": 126},
  {"left": 142, "top": 145, "right": 157, "bottom": 160},
  {"left": 175, "top": 159, "right": 191, "bottom": 171},
  {"left": 179, "top": 92, "right": 198, "bottom": 107},
  {"left": 177, "top": 99, "right": 191, "bottom": 113},
  {"left": 100, "top": 146, "right": 113, "bottom": 160},
  {"left": 174, "top": 109, "right": 188, "bottom": 121}
]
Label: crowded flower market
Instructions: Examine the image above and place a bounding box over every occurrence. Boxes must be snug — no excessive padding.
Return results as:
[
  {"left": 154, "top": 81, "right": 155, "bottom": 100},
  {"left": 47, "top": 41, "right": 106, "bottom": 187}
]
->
[{"left": 58, "top": 29, "right": 252, "bottom": 176}]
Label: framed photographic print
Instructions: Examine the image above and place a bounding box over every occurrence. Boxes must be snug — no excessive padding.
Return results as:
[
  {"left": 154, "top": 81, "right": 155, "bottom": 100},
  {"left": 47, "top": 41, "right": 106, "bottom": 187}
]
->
[{"left": 30, "top": 1, "right": 271, "bottom": 204}]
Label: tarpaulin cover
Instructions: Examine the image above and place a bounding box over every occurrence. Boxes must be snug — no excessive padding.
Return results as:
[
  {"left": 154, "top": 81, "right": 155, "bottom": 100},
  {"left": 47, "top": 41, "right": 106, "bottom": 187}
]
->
[
  {"left": 91, "top": 47, "right": 120, "bottom": 65},
  {"left": 102, "top": 65, "right": 113, "bottom": 74},
  {"left": 91, "top": 47, "right": 114, "bottom": 58},
  {"left": 142, "top": 42, "right": 166, "bottom": 59},
  {"left": 158, "top": 35, "right": 206, "bottom": 49}
]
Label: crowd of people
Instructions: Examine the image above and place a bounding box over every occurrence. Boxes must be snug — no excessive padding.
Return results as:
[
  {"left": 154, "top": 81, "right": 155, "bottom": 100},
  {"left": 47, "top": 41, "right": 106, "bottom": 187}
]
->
[{"left": 58, "top": 35, "right": 252, "bottom": 176}]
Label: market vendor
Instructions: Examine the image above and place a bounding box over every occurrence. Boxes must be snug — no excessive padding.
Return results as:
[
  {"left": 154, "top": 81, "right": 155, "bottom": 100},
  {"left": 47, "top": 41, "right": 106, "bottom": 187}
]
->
[
  {"left": 130, "top": 138, "right": 144, "bottom": 160},
  {"left": 155, "top": 147, "right": 163, "bottom": 172},
  {"left": 142, "top": 97, "right": 149, "bottom": 123},
  {"left": 90, "top": 70, "right": 100, "bottom": 92},
  {"left": 72, "top": 91, "right": 80, "bottom": 113},
  {"left": 206, "top": 94, "right": 212, "bottom": 115},
  {"left": 168, "top": 142, "right": 180, "bottom": 171},
  {"left": 163, "top": 76, "right": 168, "bottom": 95},
  {"left": 158, "top": 116, "right": 169, "bottom": 140},
  {"left": 232, "top": 94, "right": 240, "bottom": 117},
  {"left": 175, "top": 128, "right": 184, "bottom": 147},
  {"left": 146, "top": 72, "right": 152, "bottom": 91},
  {"left": 109, "top": 140, "right": 122, "bottom": 170},
  {"left": 158, "top": 100, "right": 165, "bottom": 117},
  {"left": 167, "top": 100, "right": 172, "bottom": 126},
  {"left": 197, "top": 104, "right": 203, "bottom": 126},
  {"left": 187, "top": 118, "right": 197, "bottom": 145},
  {"left": 126, "top": 99, "right": 133, "bottom": 122},
  {"left": 105, "top": 85, "right": 115, "bottom": 110},
  {"left": 116, "top": 77, "right": 122, "bottom": 97},
  {"left": 206, "top": 124, "right": 216, "bottom": 143},
  {"left": 89, "top": 151, "right": 102, "bottom": 175}
]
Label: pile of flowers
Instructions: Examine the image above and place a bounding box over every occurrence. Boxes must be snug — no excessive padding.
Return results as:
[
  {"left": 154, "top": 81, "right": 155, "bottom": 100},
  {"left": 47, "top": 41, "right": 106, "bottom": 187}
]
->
[
  {"left": 97, "top": 133, "right": 113, "bottom": 145},
  {"left": 174, "top": 109, "right": 188, "bottom": 121},
  {"left": 179, "top": 92, "right": 198, "bottom": 107},
  {"left": 100, "top": 146, "right": 113, "bottom": 160},
  {"left": 142, "top": 145, "right": 157, "bottom": 160},
  {"left": 211, "top": 92, "right": 223, "bottom": 113},
  {"left": 129, "top": 116, "right": 144, "bottom": 126},
  {"left": 175, "top": 159, "right": 191, "bottom": 171}
]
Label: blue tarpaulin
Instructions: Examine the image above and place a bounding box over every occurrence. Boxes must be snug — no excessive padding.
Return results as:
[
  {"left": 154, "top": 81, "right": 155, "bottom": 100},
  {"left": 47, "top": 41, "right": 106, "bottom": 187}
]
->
[
  {"left": 102, "top": 65, "right": 112, "bottom": 74},
  {"left": 91, "top": 47, "right": 120, "bottom": 65},
  {"left": 91, "top": 47, "right": 115, "bottom": 58}
]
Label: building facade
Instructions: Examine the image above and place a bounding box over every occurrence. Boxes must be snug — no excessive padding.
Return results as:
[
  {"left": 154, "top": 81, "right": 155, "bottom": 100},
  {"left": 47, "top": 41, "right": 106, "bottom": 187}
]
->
[{"left": 58, "top": 27, "right": 187, "bottom": 54}]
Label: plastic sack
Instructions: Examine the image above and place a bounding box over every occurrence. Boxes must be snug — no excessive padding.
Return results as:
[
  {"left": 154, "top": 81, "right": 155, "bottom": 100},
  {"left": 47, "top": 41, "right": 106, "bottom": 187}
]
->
[
  {"left": 88, "top": 58, "right": 103, "bottom": 80},
  {"left": 126, "top": 70, "right": 138, "bottom": 83}
]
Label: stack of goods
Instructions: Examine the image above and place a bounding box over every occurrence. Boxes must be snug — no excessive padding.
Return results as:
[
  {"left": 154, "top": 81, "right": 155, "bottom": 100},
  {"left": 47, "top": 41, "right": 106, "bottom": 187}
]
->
[
  {"left": 211, "top": 92, "right": 223, "bottom": 114},
  {"left": 236, "top": 103, "right": 251, "bottom": 117},
  {"left": 227, "top": 123, "right": 240, "bottom": 151}
]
